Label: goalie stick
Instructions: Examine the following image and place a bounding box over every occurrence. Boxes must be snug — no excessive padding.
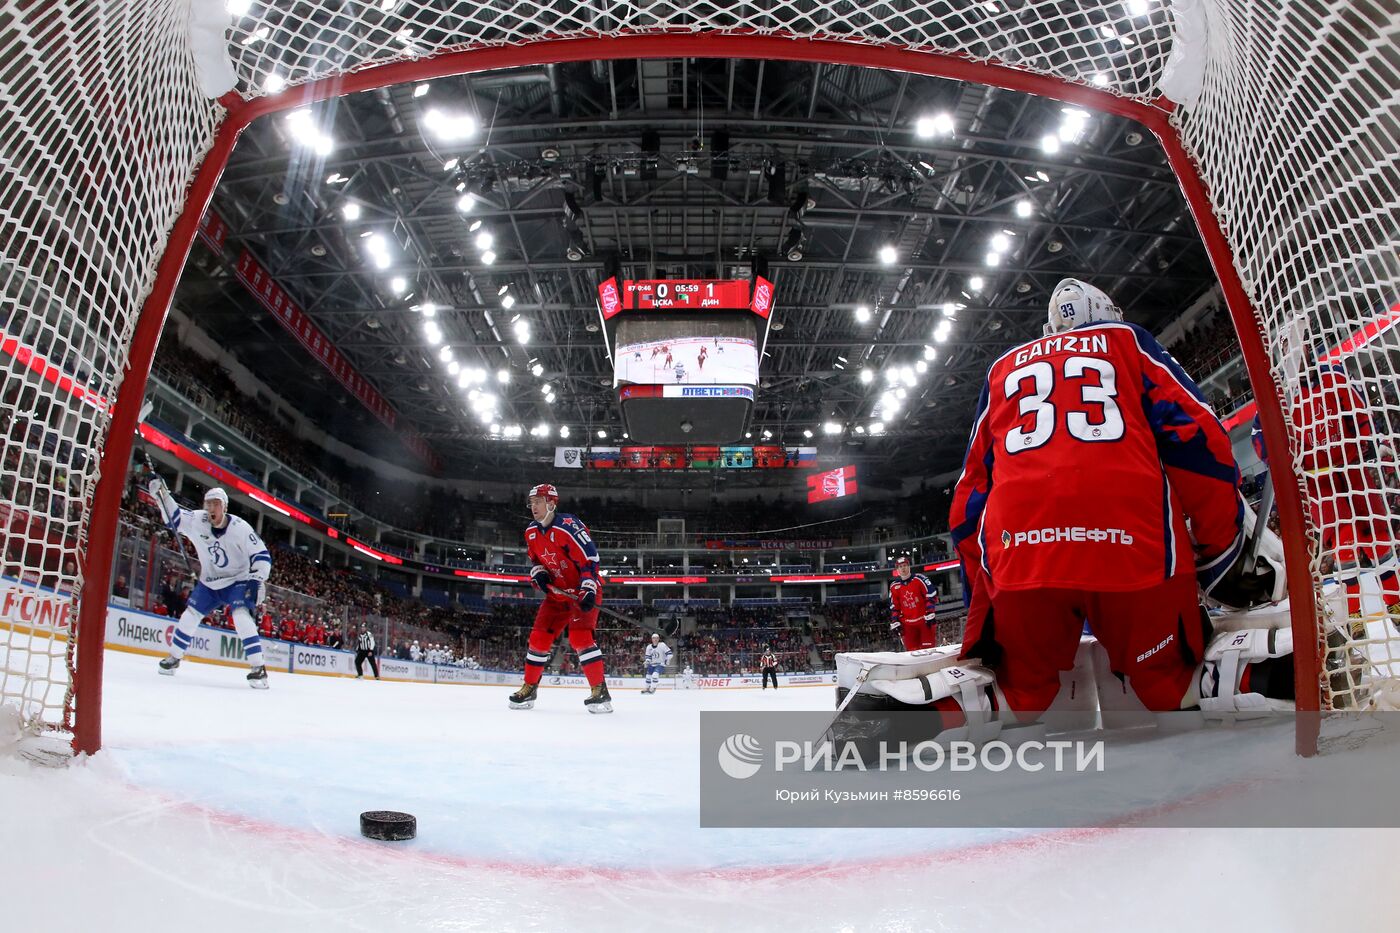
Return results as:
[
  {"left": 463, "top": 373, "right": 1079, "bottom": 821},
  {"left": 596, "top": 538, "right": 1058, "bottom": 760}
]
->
[{"left": 1246, "top": 467, "right": 1276, "bottom": 564}]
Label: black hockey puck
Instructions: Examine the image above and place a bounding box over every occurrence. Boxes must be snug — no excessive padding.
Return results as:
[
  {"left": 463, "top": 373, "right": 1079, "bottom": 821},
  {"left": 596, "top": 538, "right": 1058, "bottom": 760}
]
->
[{"left": 360, "top": 810, "right": 416, "bottom": 841}]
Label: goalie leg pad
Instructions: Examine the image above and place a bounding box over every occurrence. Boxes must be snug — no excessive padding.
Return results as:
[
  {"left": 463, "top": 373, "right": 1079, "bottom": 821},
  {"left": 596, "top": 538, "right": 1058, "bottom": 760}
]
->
[
  {"left": 1198, "top": 627, "right": 1295, "bottom": 719},
  {"left": 860, "top": 664, "right": 1003, "bottom": 746}
]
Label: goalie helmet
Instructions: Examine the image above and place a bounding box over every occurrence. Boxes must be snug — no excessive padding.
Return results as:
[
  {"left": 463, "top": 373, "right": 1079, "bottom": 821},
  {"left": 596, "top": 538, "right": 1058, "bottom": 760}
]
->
[
  {"left": 1046, "top": 278, "right": 1122, "bottom": 334},
  {"left": 526, "top": 483, "right": 559, "bottom": 506}
]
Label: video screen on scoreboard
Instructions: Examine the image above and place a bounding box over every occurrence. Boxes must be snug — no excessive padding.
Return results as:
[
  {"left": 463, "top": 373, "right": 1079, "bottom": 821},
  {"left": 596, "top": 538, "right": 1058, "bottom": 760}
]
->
[{"left": 613, "top": 314, "right": 759, "bottom": 387}]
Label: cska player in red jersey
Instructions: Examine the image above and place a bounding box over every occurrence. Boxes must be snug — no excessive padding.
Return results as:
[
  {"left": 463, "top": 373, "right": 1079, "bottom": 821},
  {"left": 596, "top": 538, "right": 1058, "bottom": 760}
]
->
[
  {"left": 950, "top": 278, "right": 1263, "bottom": 717},
  {"left": 1254, "top": 358, "right": 1399, "bottom": 612},
  {"left": 889, "top": 556, "right": 938, "bottom": 650},
  {"left": 509, "top": 484, "right": 613, "bottom": 713}
]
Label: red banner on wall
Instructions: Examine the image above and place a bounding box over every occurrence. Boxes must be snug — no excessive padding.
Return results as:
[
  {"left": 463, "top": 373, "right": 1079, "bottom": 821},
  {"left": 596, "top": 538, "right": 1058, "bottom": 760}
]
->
[
  {"left": 806, "top": 464, "right": 858, "bottom": 503},
  {"left": 229, "top": 243, "right": 441, "bottom": 472}
]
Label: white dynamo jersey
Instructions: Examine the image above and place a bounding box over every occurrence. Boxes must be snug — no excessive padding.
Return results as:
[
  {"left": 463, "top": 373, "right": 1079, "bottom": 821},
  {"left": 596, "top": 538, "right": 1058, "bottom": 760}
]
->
[
  {"left": 645, "top": 642, "right": 673, "bottom": 667},
  {"left": 171, "top": 509, "right": 271, "bottom": 590}
]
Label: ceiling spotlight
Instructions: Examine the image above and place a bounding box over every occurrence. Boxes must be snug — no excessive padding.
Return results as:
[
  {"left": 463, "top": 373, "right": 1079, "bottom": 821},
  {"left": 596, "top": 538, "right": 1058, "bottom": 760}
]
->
[
  {"left": 969, "top": 275, "right": 985, "bottom": 292},
  {"left": 878, "top": 244, "right": 897, "bottom": 265},
  {"left": 413, "top": 83, "right": 430, "bottom": 98},
  {"left": 990, "top": 232, "right": 1010, "bottom": 253},
  {"left": 985, "top": 252, "right": 1002, "bottom": 267},
  {"left": 915, "top": 360, "right": 928, "bottom": 374},
  {"left": 443, "top": 158, "right": 458, "bottom": 172},
  {"left": 870, "top": 421, "right": 885, "bottom": 435},
  {"left": 501, "top": 294, "right": 516, "bottom": 310},
  {"left": 803, "top": 429, "right": 814, "bottom": 439},
  {"left": 475, "top": 231, "right": 493, "bottom": 250},
  {"left": 1015, "top": 199, "right": 1033, "bottom": 218},
  {"left": 924, "top": 345, "right": 936, "bottom": 361},
  {"left": 597, "top": 429, "right": 607, "bottom": 439},
  {"left": 262, "top": 72, "right": 286, "bottom": 93},
  {"left": 854, "top": 305, "right": 872, "bottom": 324},
  {"left": 457, "top": 193, "right": 475, "bottom": 213},
  {"left": 559, "top": 426, "right": 571, "bottom": 439},
  {"left": 822, "top": 421, "right": 841, "bottom": 435},
  {"left": 497, "top": 368, "right": 510, "bottom": 384},
  {"left": 469, "top": 219, "right": 482, "bottom": 232},
  {"left": 447, "top": 360, "right": 460, "bottom": 375},
  {"left": 423, "top": 107, "right": 477, "bottom": 141},
  {"left": 1091, "top": 72, "right": 1110, "bottom": 88},
  {"left": 782, "top": 228, "right": 803, "bottom": 262},
  {"left": 438, "top": 346, "right": 452, "bottom": 362},
  {"left": 481, "top": 250, "right": 496, "bottom": 265},
  {"left": 390, "top": 276, "right": 407, "bottom": 294},
  {"left": 762, "top": 429, "right": 773, "bottom": 440},
  {"left": 531, "top": 363, "right": 544, "bottom": 377},
  {"left": 420, "top": 302, "right": 436, "bottom": 317},
  {"left": 1040, "top": 134, "right": 1062, "bottom": 155},
  {"left": 565, "top": 244, "right": 586, "bottom": 262},
  {"left": 341, "top": 202, "right": 361, "bottom": 221},
  {"left": 859, "top": 368, "right": 874, "bottom": 385},
  {"left": 914, "top": 112, "right": 955, "bottom": 138},
  {"left": 1047, "top": 239, "right": 1064, "bottom": 253}
]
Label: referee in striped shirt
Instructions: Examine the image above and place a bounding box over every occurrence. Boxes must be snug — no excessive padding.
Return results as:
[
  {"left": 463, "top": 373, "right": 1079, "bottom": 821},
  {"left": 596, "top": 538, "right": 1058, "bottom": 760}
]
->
[{"left": 355, "top": 626, "right": 380, "bottom": 679}]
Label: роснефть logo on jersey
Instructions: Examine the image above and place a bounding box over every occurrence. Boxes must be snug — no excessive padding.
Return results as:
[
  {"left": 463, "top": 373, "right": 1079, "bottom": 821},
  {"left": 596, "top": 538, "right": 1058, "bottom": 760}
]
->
[{"left": 1004, "top": 526, "right": 1135, "bottom": 547}]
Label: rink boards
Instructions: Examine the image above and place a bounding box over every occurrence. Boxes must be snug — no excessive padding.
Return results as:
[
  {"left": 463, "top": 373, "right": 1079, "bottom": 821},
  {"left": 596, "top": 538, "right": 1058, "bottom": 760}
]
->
[{"left": 1, "top": 590, "right": 838, "bottom": 691}]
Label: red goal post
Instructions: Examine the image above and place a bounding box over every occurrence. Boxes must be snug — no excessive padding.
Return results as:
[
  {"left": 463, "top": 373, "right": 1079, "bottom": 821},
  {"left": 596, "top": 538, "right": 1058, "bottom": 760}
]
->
[{"left": 0, "top": 1, "right": 1393, "bottom": 757}]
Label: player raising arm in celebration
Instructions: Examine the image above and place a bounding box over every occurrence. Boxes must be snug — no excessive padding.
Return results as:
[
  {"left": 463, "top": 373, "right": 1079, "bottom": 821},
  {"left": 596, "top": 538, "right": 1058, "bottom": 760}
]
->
[
  {"left": 642, "top": 633, "right": 672, "bottom": 694},
  {"left": 949, "top": 279, "right": 1267, "bottom": 717},
  {"left": 889, "top": 556, "right": 938, "bottom": 650},
  {"left": 147, "top": 480, "right": 273, "bottom": 688},
  {"left": 509, "top": 484, "right": 613, "bottom": 713}
]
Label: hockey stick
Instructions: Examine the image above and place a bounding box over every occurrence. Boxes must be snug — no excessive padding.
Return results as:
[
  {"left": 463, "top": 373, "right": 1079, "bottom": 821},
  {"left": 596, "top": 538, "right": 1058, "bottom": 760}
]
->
[
  {"left": 813, "top": 661, "right": 876, "bottom": 744},
  {"left": 1246, "top": 467, "right": 1276, "bottom": 563},
  {"left": 132, "top": 432, "right": 197, "bottom": 580},
  {"left": 546, "top": 584, "right": 644, "bottom": 629}
]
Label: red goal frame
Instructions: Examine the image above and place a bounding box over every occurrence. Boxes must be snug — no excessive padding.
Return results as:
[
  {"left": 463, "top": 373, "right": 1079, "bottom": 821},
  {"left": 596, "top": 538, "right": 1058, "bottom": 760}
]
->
[{"left": 71, "top": 34, "right": 1322, "bottom": 756}]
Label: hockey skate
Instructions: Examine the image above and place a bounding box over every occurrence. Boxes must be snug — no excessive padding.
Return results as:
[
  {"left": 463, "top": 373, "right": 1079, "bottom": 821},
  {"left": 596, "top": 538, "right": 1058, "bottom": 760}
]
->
[
  {"left": 585, "top": 683, "right": 613, "bottom": 713},
  {"left": 157, "top": 655, "right": 180, "bottom": 676},
  {"left": 247, "top": 666, "right": 269, "bottom": 690},
  {"left": 509, "top": 683, "right": 538, "bottom": 709}
]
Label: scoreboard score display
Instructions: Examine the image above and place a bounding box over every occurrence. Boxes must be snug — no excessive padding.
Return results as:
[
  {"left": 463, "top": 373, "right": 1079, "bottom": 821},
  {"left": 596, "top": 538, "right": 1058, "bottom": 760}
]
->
[
  {"left": 597, "top": 267, "right": 775, "bottom": 445},
  {"left": 625, "top": 279, "right": 754, "bottom": 311}
]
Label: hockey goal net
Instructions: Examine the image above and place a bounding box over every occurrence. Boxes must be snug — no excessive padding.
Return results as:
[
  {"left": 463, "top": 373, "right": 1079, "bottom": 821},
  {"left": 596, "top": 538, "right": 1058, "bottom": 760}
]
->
[{"left": 0, "top": 1, "right": 1395, "bottom": 754}]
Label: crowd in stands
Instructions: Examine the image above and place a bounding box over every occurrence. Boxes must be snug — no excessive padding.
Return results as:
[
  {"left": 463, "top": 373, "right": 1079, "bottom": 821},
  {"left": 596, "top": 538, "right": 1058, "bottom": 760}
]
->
[{"left": 148, "top": 339, "right": 950, "bottom": 550}]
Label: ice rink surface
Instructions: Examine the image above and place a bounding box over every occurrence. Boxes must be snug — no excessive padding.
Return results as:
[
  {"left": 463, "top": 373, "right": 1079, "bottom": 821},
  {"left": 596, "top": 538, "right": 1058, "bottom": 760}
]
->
[{"left": 3, "top": 649, "right": 1399, "bottom": 932}]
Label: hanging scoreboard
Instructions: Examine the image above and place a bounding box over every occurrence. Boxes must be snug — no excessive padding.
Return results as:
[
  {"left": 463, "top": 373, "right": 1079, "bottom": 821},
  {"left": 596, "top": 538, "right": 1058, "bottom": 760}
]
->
[{"left": 596, "top": 262, "right": 775, "bottom": 444}]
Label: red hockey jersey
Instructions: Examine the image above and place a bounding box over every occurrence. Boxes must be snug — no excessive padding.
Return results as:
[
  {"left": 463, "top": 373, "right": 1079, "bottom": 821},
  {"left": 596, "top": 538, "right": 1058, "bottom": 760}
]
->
[
  {"left": 525, "top": 512, "right": 602, "bottom": 600},
  {"left": 890, "top": 573, "right": 937, "bottom": 625},
  {"left": 950, "top": 321, "right": 1244, "bottom": 593},
  {"left": 1294, "top": 363, "right": 1377, "bottom": 475}
]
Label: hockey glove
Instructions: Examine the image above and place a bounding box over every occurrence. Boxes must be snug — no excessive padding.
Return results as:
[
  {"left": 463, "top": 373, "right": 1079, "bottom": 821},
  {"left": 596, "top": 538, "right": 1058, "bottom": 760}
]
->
[
  {"left": 889, "top": 618, "right": 901, "bottom": 632},
  {"left": 245, "top": 580, "right": 265, "bottom": 609},
  {"left": 530, "top": 566, "right": 551, "bottom": 592},
  {"left": 578, "top": 585, "right": 597, "bottom": 612}
]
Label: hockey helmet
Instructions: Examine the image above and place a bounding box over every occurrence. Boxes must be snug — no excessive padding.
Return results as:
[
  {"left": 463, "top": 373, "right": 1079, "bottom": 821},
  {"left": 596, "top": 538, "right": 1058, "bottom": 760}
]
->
[
  {"left": 527, "top": 483, "right": 559, "bottom": 506},
  {"left": 651, "top": 632, "right": 661, "bottom": 641},
  {"left": 203, "top": 487, "right": 229, "bottom": 506},
  {"left": 894, "top": 556, "right": 911, "bottom": 567},
  {"left": 1047, "top": 278, "right": 1122, "bottom": 334}
]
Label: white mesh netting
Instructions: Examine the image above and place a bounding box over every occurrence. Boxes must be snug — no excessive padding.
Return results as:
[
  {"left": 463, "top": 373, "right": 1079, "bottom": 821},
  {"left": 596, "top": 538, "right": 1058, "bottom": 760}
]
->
[{"left": 0, "top": 0, "right": 1395, "bottom": 738}]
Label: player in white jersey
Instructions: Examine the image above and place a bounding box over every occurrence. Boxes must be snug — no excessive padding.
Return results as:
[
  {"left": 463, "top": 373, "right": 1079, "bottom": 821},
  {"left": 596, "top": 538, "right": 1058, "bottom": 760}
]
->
[
  {"left": 643, "top": 633, "right": 672, "bottom": 694},
  {"left": 148, "top": 479, "right": 273, "bottom": 688},
  {"left": 677, "top": 665, "right": 699, "bottom": 689}
]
